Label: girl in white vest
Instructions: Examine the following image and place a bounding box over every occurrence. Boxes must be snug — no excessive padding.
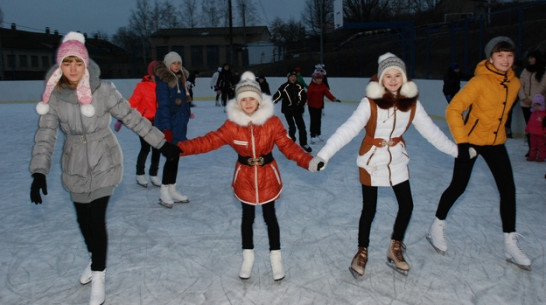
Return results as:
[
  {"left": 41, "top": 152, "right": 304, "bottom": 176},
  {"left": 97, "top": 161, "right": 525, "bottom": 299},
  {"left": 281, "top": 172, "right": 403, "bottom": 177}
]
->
[{"left": 310, "top": 53, "right": 461, "bottom": 277}]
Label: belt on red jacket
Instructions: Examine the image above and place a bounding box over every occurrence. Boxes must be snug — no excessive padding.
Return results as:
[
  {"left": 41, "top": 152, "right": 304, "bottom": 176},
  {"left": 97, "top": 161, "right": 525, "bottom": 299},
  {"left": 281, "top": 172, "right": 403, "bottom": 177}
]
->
[
  {"left": 363, "top": 135, "right": 403, "bottom": 147},
  {"left": 238, "top": 152, "right": 274, "bottom": 166}
]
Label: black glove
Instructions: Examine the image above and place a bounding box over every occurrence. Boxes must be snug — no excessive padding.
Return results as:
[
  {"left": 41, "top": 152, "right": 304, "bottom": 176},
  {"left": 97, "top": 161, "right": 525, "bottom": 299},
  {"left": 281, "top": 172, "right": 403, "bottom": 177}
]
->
[
  {"left": 159, "top": 142, "right": 182, "bottom": 161},
  {"left": 457, "top": 143, "right": 471, "bottom": 161},
  {"left": 335, "top": 99, "right": 341, "bottom": 103},
  {"left": 30, "top": 173, "right": 47, "bottom": 204}
]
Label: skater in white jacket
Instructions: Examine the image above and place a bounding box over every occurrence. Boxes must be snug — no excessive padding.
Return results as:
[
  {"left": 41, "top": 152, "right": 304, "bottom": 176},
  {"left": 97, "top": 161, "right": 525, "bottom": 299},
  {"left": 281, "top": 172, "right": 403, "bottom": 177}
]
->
[{"left": 311, "top": 53, "right": 461, "bottom": 277}]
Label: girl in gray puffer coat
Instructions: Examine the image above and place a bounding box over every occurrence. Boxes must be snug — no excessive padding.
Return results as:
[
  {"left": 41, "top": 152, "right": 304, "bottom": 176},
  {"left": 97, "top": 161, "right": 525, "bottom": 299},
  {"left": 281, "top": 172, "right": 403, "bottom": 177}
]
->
[{"left": 29, "top": 32, "right": 180, "bottom": 305}]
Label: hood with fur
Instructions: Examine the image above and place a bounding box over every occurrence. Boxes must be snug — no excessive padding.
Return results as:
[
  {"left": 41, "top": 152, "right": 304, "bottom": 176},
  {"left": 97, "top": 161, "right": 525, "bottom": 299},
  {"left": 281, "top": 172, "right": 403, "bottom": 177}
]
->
[
  {"left": 225, "top": 94, "right": 274, "bottom": 126},
  {"left": 154, "top": 61, "right": 189, "bottom": 88}
]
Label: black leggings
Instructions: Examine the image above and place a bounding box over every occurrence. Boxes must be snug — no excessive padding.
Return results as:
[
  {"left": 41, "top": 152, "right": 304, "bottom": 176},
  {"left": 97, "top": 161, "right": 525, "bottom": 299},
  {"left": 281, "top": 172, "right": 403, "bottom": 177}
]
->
[
  {"left": 74, "top": 196, "right": 109, "bottom": 271},
  {"left": 308, "top": 106, "right": 323, "bottom": 138},
  {"left": 162, "top": 155, "right": 179, "bottom": 185},
  {"left": 137, "top": 136, "right": 160, "bottom": 176},
  {"left": 241, "top": 201, "right": 280, "bottom": 251},
  {"left": 283, "top": 111, "right": 308, "bottom": 146},
  {"left": 358, "top": 181, "right": 414, "bottom": 248},
  {"left": 435, "top": 145, "right": 516, "bottom": 232}
]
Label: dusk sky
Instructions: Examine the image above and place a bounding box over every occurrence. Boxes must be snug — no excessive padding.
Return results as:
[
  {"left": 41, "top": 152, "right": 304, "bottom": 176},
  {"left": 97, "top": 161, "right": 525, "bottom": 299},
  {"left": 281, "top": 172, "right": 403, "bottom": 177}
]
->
[{"left": 0, "top": 0, "right": 307, "bottom": 36}]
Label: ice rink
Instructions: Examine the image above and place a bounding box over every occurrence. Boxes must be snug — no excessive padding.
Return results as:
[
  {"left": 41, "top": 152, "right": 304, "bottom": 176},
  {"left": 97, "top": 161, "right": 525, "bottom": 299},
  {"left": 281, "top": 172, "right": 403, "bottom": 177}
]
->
[{"left": 1, "top": 98, "right": 544, "bottom": 305}]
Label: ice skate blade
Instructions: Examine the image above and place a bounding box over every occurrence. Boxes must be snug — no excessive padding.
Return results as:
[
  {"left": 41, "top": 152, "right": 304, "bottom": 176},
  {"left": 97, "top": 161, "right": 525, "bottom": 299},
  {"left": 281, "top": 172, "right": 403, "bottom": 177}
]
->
[
  {"left": 173, "top": 199, "right": 190, "bottom": 204},
  {"left": 158, "top": 200, "right": 173, "bottom": 208},
  {"left": 273, "top": 276, "right": 285, "bottom": 281},
  {"left": 386, "top": 260, "right": 409, "bottom": 276},
  {"left": 137, "top": 182, "right": 148, "bottom": 188},
  {"left": 506, "top": 258, "right": 531, "bottom": 271},
  {"left": 426, "top": 235, "right": 446, "bottom": 256},
  {"left": 349, "top": 266, "right": 363, "bottom": 279}
]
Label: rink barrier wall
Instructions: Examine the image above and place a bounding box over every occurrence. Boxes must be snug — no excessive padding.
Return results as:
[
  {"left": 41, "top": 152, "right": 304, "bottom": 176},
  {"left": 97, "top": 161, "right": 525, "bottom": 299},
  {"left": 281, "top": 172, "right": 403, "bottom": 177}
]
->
[{"left": 0, "top": 77, "right": 526, "bottom": 136}]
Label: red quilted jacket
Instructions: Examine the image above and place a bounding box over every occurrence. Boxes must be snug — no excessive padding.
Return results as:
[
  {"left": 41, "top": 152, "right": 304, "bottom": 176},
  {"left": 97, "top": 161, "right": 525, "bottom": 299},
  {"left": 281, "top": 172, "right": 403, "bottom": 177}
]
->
[{"left": 178, "top": 96, "right": 312, "bottom": 205}]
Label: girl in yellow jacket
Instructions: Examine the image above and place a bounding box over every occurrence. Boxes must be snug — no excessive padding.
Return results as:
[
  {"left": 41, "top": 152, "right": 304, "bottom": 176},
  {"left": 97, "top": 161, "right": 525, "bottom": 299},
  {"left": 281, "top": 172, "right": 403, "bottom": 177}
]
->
[{"left": 427, "top": 36, "right": 531, "bottom": 271}]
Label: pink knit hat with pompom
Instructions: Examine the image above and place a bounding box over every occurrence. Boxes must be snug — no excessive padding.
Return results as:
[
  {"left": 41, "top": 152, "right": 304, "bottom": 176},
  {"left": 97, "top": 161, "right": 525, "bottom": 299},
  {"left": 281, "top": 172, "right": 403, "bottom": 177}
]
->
[{"left": 36, "top": 31, "right": 94, "bottom": 117}]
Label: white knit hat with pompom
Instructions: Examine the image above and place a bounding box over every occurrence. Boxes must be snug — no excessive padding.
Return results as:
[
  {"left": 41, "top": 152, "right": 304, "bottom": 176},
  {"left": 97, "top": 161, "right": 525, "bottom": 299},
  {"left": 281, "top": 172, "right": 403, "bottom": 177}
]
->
[{"left": 235, "top": 71, "right": 262, "bottom": 104}]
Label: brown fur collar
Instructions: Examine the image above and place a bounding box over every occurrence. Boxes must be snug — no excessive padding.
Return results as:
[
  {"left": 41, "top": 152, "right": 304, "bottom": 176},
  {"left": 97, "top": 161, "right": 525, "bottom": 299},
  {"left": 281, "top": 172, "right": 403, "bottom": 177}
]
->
[
  {"left": 154, "top": 62, "right": 188, "bottom": 89},
  {"left": 367, "top": 74, "right": 417, "bottom": 112},
  {"left": 373, "top": 92, "right": 417, "bottom": 112}
]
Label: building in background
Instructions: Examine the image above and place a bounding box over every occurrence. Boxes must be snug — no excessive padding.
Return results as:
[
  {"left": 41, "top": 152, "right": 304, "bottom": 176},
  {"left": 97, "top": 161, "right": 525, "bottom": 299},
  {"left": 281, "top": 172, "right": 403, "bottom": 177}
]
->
[
  {"left": 150, "top": 26, "right": 271, "bottom": 76},
  {"left": 0, "top": 24, "right": 132, "bottom": 80}
]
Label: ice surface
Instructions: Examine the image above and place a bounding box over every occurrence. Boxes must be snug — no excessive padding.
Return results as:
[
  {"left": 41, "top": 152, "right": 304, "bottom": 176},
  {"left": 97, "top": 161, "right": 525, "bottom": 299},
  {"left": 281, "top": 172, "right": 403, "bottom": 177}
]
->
[{"left": 0, "top": 98, "right": 544, "bottom": 305}]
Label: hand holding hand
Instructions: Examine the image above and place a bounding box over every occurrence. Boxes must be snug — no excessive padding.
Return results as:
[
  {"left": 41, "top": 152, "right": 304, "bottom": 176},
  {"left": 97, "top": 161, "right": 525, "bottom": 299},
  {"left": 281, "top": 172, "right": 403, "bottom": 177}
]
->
[
  {"left": 457, "top": 143, "right": 477, "bottom": 161},
  {"left": 308, "top": 156, "right": 326, "bottom": 172},
  {"left": 30, "top": 173, "right": 48, "bottom": 204},
  {"left": 159, "top": 142, "right": 182, "bottom": 161}
]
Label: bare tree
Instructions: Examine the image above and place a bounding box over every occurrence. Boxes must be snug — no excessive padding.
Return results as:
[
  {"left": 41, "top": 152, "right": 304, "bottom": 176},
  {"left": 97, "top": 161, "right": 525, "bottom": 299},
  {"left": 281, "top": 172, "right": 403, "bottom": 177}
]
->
[
  {"left": 114, "top": 0, "right": 181, "bottom": 67},
  {"left": 302, "top": 0, "right": 335, "bottom": 37},
  {"left": 235, "top": 0, "right": 260, "bottom": 27},
  {"left": 180, "top": 0, "right": 200, "bottom": 28},
  {"left": 270, "top": 17, "right": 307, "bottom": 44},
  {"left": 343, "top": 0, "right": 391, "bottom": 23},
  {"left": 201, "top": 0, "right": 229, "bottom": 27}
]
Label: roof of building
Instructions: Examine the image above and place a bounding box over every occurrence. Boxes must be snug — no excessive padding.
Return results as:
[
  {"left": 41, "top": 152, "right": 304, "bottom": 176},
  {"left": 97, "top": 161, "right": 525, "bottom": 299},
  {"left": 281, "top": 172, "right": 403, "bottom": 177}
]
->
[{"left": 151, "top": 26, "right": 270, "bottom": 38}]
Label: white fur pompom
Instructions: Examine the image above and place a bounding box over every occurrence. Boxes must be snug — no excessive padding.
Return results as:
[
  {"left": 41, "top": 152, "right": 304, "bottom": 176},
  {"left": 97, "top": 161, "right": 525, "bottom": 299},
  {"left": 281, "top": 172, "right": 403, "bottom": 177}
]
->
[
  {"left": 240, "top": 71, "right": 256, "bottom": 81},
  {"left": 36, "top": 101, "right": 50, "bottom": 115},
  {"left": 378, "top": 52, "right": 395, "bottom": 64},
  {"left": 365, "top": 81, "right": 385, "bottom": 99},
  {"left": 400, "top": 81, "right": 418, "bottom": 98},
  {"left": 62, "top": 31, "right": 85, "bottom": 44},
  {"left": 80, "top": 104, "right": 95, "bottom": 117}
]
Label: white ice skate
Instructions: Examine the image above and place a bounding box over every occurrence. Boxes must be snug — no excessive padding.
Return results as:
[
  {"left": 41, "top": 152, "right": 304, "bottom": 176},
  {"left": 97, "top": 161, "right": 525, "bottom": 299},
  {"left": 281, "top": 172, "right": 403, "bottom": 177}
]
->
[
  {"left": 239, "top": 249, "right": 255, "bottom": 279},
  {"left": 159, "top": 185, "right": 174, "bottom": 208},
  {"left": 136, "top": 175, "right": 148, "bottom": 187},
  {"left": 504, "top": 232, "right": 531, "bottom": 271},
  {"left": 79, "top": 261, "right": 92, "bottom": 285},
  {"left": 426, "top": 217, "right": 448, "bottom": 255},
  {"left": 150, "top": 175, "right": 161, "bottom": 187},
  {"left": 168, "top": 184, "right": 189, "bottom": 203},
  {"left": 270, "top": 250, "right": 285, "bottom": 281},
  {"left": 89, "top": 270, "right": 105, "bottom": 305}
]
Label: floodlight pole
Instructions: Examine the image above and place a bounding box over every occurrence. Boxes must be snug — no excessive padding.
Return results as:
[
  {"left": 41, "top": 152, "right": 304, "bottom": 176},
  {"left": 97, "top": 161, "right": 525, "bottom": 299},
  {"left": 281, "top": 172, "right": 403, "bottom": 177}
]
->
[{"left": 319, "top": 0, "right": 324, "bottom": 64}]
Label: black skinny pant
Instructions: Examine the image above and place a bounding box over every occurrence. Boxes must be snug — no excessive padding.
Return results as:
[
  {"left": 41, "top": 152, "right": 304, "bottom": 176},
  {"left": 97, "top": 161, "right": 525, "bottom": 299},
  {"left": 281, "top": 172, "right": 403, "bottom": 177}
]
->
[
  {"left": 136, "top": 136, "right": 160, "bottom": 176},
  {"left": 435, "top": 145, "right": 516, "bottom": 233},
  {"left": 358, "top": 181, "right": 414, "bottom": 248},
  {"left": 241, "top": 201, "right": 280, "bottom": 251},
  {"left": 283, "top": 111, "right": 308, "bottom": 146},
  {"left": 162, "top": 155, "right": 179, "bottom": 185},
  {"left": 308, "top": 106, "right": 323, "bottom": 137},
  {"left": 74, "top": 197, "right": 109, "bottom": 271}
]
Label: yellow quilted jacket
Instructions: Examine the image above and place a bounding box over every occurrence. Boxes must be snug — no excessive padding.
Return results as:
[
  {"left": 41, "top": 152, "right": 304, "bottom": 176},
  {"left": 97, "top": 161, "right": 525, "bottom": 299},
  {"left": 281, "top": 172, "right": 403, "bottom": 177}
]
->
[{"left": 446, "top": 60, "right": 520, "bottom": 145}]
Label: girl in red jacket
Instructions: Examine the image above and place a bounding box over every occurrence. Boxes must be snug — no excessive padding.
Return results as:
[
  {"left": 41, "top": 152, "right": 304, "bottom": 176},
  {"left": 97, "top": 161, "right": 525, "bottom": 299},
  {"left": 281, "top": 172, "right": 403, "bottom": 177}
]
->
[
  {"left": 116, "top": 61, "right": 162, "bottom": 187},
  {"left": 177, "top": 71, "right": 322, "bottom": 281},
  {"left": 525, "top": 94, "right": 546, "bottom": 161},
  {"left": 306, "top": 71, "right": 340, "bottom": 144}
]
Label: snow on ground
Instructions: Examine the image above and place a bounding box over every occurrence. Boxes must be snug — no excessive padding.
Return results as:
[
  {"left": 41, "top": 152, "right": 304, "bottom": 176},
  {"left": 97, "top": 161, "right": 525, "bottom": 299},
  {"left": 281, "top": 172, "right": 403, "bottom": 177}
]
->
[{"left": 0, "top": 99, "right": 544, "bottom": 305}]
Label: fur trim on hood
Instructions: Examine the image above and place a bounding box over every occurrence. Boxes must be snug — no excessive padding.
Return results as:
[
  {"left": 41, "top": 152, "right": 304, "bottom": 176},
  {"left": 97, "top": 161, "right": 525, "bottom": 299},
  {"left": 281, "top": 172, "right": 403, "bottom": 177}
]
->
[
  {"left": 154, "top": 61, "right": 189, "bottom": 88},
  {"left": 365, "top": 74, "right": 418, "bottom": 111},
  {"left": 226, "top": 94, "right": 274, "bottom": 126}
]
